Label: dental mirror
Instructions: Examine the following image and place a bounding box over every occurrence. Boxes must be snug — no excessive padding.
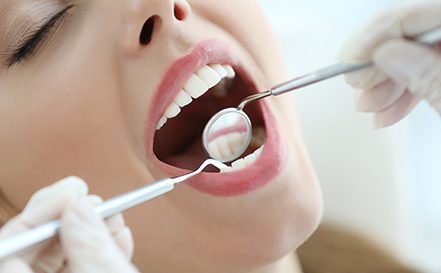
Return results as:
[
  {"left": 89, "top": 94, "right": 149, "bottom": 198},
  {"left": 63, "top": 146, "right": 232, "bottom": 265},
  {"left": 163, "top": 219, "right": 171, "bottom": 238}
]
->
[
  {"left": 202, "top": 108, "right": 252, "bottom": 163},
  {"left": 203, "top": 27, "right": 441, "bottom": 163}
]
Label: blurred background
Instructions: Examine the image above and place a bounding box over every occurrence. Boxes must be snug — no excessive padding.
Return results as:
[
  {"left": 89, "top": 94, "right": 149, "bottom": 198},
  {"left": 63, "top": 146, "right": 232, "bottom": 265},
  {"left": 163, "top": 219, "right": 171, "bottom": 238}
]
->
[{"left": 257, "top": 0, "right": 441, "bottom": 272}]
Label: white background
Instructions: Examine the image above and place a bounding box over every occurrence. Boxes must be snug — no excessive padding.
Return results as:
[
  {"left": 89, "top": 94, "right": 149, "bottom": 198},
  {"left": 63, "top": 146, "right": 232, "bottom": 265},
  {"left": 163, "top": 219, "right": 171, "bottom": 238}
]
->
[{"left": 258, "top": 0, "right": 441, "bottom": 272}]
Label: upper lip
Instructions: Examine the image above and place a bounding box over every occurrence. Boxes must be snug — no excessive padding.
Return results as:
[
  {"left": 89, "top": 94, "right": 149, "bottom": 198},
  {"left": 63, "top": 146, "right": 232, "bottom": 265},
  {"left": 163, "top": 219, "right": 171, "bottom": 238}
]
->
[
  {"left": 145, "top": 39, "right": 285, "bottom": 196},
  {"left": 147, "top": 40, "right": 240, "bottom": 131},
  {"left": 145, "top": 40, "right": 241, "bottom": 157}
]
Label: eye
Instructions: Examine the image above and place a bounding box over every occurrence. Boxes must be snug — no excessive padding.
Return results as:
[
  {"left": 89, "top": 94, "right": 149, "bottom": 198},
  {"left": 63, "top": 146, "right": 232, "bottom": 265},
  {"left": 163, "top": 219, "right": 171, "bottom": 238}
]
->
[{"left": 8, "top": 5, "right": 74, "bottom": 66}]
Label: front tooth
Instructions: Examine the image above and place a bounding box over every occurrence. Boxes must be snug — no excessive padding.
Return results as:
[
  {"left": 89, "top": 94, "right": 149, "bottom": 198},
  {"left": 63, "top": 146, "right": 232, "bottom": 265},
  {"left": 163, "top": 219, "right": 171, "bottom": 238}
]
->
[
  {"left": 156, "top": 116, "right": 167, "bottom": 130},
  {"left": 220, "top": 166, "right": 234, "bottom": 173},
  {"left": 212, "top": 133, "right": 245, "bottom": 160},
  {"left": 243, "top": 153, "right": 257, "bottom": 166},
  {"left": 207, "top": 133, "right": 243, "bottom": 165},
  {"left": 184, "top": 74, "right": 209, "bottom": 99},
  {"left": 229, "top": 133, "right": 246, "bottom": 154},
  {"left": 216, "top": 136, "right": 234, "bottom": 159},
  {"left": 174, "top": 90, "right": 192, "bottom": 107},
  {"left": 207, "top": 142, "right": 222, "bottom": 160},
  {"left": 228, "top": 153, "right": 255, "bottom": 172},
  {"left": 164, "top": 102, "right": 181, "bottom": 119},
  {"left": 210, "top": 64, "right": 228, "bottom": 78},
  {"left": 220, "top": 145, "right": 264, "bottom": 173},
  {"left": 197, "top": 65, "right": 221, "bottom": 88},
  {"left": 254, "top": 145, "right": 264, "bottom": 157},
  {"left": 223, "top": 65, "right": 235, "bottom": 78},
  {"left": 231, "top": 158, "right": 246, "bottom": 170}
]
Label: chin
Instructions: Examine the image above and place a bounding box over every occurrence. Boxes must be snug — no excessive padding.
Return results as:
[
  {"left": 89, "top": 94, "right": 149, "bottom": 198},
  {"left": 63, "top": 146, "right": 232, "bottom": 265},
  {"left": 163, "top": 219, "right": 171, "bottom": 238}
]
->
[{"left": 205, "top": 136, "right": 323, "bottom": 268}]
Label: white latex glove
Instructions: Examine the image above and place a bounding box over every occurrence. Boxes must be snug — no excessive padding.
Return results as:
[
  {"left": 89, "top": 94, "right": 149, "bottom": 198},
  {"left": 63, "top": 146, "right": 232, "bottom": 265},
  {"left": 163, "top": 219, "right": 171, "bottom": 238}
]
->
[
  {"left": 0, "top": 177, "right": 139, "bottom": 273},
  {"left": 339, "top": 1, "right": 441, "bottom": 128}
]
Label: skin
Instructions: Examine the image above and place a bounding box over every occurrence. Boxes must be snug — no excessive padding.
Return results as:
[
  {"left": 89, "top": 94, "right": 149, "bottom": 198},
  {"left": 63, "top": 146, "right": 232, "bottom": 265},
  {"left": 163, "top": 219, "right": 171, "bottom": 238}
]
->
[{"left": 0, "top": 1, "right": 323, "bottom": 273}]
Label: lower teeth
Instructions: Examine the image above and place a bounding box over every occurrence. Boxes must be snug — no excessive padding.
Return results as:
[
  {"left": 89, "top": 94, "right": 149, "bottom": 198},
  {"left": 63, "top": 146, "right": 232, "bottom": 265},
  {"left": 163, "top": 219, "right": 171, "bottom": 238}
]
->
[{"left": 220, "top": 145, "right": 264, "bottom": 173}]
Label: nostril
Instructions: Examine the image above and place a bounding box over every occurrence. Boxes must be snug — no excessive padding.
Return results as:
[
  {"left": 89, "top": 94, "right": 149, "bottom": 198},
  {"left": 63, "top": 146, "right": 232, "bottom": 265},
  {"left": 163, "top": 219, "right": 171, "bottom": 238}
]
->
[
  {"left": 174, "top": 3, "right": 186, "bottom": 21},
  {"left": 140, "top": 16, "right": 157, "bottom": 45}
]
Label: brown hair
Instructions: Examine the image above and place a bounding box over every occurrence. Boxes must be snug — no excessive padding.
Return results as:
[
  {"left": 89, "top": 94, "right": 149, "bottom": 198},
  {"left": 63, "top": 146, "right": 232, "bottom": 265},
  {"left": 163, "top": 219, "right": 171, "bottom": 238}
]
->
[{"left": 298, "top": 223, "right": 419, "bottom": 273}]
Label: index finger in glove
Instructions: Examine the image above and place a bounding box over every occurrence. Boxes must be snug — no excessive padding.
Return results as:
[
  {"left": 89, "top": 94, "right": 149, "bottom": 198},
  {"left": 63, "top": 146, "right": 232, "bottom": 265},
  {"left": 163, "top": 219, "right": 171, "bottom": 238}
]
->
[
  {"left": 0, "top": 177, "right": 88, "bottom": 271},
  {"left": 61, "top": 199, "right": 139, "bottom": 273}
]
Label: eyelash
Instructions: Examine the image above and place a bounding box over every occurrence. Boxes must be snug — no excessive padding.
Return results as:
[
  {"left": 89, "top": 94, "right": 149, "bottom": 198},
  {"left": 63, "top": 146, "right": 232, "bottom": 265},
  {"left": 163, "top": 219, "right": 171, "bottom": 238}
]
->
[{"left": 9, "top": 5, "right": 74, "bottom": 66}]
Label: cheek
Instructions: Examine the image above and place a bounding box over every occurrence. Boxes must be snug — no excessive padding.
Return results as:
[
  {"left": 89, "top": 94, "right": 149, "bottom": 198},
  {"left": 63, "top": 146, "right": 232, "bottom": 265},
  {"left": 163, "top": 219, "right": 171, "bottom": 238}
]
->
[{"left": 0, "top": 52, "right": 130, "bottom": 207}]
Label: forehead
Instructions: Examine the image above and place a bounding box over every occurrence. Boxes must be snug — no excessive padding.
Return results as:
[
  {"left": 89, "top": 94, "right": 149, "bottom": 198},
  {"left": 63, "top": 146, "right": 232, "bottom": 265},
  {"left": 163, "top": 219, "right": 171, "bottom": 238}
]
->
[
  {"left": 1, "top": 0, "right": 35, "bottom": 15},
  {"left": 0, "top": 0, "right": 62, "bottom": 21},
  {"left": 0, "top": 1, "right": 13, "bottom": 20},
  {"left": 1, "top": 1, "right": 33, "bottom": 27}
]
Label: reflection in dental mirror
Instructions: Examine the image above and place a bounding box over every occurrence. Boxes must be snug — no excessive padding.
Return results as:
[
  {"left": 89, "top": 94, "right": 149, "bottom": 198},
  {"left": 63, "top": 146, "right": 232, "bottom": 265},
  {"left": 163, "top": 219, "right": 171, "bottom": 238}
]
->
[{"left": 203, "top": 108, "right": 252, "bottom": 162}]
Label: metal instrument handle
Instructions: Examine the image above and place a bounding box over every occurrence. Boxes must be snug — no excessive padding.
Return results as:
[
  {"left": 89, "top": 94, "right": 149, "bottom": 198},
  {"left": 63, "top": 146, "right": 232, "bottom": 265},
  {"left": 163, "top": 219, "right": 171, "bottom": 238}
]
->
[
  {"left": 271, "top": 27, "right": 441, "bottom": 96},
  {"left": 0, "top": 178, "right": 174, "bottom": 260}
]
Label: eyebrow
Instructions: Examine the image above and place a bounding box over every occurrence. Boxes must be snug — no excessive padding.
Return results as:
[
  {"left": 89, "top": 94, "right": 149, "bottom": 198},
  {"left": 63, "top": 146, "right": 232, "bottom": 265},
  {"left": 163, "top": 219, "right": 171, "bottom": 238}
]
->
[{"left": 0, "top": 1, "right": 66, "bottom": 64}]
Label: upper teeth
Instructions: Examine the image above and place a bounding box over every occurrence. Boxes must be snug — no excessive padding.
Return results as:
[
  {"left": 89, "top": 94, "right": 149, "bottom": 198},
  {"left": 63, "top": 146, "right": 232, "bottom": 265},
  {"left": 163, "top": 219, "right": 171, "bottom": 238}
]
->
[{"left": 156, "top": 64, "right": 236, "bottom": 130}]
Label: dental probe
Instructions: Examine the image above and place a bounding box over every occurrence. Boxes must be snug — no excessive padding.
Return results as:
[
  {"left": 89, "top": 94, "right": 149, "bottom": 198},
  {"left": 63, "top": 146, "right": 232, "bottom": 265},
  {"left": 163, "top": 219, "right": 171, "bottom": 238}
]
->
[
  {"left": 0, "top": 159, "right": 227, "bottom": 261},
  {"left": 237, "top": 26, "right": 441, "bottom": 110}
]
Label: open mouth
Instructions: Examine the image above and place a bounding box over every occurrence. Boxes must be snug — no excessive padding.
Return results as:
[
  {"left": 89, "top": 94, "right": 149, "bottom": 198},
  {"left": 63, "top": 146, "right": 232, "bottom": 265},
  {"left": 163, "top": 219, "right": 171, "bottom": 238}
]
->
[
  {"left": 147, "top": 40, "right": 284, "bottom": 196},
  {"left": 153, "top": 63, "right": 266, "bottom": 172}
]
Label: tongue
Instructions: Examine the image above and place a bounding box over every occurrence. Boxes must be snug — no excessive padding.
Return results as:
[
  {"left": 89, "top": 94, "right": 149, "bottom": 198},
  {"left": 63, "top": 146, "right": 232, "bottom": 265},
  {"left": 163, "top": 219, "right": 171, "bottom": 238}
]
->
[{"left": 165, "top": 137, "right": 209, "bottom": 171}]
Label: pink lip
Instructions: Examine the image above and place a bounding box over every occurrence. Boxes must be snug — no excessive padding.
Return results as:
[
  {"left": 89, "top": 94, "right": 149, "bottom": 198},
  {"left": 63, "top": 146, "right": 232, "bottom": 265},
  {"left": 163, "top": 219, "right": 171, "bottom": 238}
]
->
[{"left": 146, "top": 40, "right": 286, "bottom": 196}]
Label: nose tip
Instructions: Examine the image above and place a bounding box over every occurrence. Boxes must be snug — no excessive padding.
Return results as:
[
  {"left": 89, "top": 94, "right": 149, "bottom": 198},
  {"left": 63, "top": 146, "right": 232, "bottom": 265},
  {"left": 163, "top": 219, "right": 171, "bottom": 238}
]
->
[
  {"left": 138, "top": 1, "right": 190, "bottom": 47},
  {"left": 121, "top": 0, "right": 192, "bottom": 56}
]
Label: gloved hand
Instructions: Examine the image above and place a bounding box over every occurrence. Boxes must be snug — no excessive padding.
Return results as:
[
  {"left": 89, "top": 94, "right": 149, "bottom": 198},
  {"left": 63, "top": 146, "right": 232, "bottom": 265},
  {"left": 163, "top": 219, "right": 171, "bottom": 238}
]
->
[
  {"left": 339, "top": 1, "right": 441, "bottom": 128},
  {"left": 0, "top": 177, "right": 139, "bottom": 273}
]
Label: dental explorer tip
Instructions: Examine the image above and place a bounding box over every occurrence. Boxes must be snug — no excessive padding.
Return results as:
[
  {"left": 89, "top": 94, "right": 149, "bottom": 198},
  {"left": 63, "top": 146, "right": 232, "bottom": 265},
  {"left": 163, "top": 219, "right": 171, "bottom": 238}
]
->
[
  {"left": 172, "top": 159, "right": 228, "bottom": 184},
  {"left": 204, "top": 159, "right": 229, "bottom": 171}
]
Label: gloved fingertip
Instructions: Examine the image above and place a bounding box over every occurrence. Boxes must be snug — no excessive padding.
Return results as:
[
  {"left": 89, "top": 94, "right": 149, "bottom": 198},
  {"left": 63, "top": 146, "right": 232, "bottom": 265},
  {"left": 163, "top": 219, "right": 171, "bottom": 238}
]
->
[
  {"left": 356, "top": 96, "right": 372, "bottom": 113},
  {"left": 87, "top": 194, "right": 104, "bottom": 206},
  {"left": 357, "top": 80, "right": 408, "bottom": 113},
  {"left": 107, "top": 214, "right": 126, "bottom": 234},
  {"left": 24, "top": 176, "right": 88, "bottom": 212},
  {"left": 59, "top": 176, "right": 89, "bottom": 198},
  {"left": 113, "top": 227, "right": 135, "bottom": 259},
  {"left": 356, "top": 89, "right": 385, "bottom": 113},
  {"left": 373, "top": 40, "right": 423, "bottom": 82},
  {"left": 373, "top": 110, "right": 403, "bottom": 129},
  {"left": 373, "top": 116, "right": 386, "bottom": 129}
]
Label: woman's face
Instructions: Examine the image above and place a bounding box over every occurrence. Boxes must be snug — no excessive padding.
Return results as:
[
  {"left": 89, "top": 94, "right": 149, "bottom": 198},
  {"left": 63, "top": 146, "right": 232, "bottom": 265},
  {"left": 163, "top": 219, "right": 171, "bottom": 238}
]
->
[{"left": 0, "top": 1, "right": 322, "bottom": 272}]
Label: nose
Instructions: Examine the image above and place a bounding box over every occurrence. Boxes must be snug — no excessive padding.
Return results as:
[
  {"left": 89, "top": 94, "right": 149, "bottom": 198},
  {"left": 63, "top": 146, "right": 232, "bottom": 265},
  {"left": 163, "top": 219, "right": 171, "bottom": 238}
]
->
[{"left": 121, "top": 0, "right": 191, "bottom": 56}]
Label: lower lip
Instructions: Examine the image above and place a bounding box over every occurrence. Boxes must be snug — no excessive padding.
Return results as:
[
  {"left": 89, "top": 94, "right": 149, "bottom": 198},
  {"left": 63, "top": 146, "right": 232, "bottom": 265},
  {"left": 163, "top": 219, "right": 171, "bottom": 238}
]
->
[{"left": 153, "top": 101, "right": 286, "bottom": 197}]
